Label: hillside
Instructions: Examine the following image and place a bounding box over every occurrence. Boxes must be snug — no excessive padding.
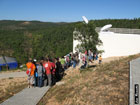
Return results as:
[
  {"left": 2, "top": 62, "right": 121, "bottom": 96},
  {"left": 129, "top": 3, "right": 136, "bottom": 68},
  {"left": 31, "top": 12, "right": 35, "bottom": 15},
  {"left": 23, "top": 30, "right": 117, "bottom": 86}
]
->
[
  {"left": 0, "top": 18, "right": 140, "bottom": 64},
  {"left": 0, "top": 20, "right": 75, "bottom": 63},
  {"left": 38, "top": 54, "right": 140, "bottom": 105}
]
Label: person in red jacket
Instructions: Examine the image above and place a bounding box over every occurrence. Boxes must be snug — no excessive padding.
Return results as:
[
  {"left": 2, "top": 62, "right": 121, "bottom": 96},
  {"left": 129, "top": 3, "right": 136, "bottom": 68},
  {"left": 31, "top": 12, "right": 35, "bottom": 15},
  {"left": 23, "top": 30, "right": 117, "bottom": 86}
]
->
[{"left": 43, "top": 58, "right": 52, "bottom": 86}]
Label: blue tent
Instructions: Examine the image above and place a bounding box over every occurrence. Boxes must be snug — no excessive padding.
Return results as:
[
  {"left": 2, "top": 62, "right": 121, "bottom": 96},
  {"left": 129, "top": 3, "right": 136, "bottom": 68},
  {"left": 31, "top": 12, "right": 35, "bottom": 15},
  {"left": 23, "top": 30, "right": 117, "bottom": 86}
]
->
[{"left": 0, "top": 56, "right": 18, "bottom": 71}]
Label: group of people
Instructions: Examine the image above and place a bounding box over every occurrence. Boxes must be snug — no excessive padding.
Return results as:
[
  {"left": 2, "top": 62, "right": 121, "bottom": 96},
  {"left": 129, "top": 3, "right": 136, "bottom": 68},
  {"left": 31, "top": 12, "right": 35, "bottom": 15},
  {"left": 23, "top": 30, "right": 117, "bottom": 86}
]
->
[
  {"left": 79, "top": 49, "right": 102, "bottom": 69},
  {"left": 26, "top": 50, "right": 102, "bottom": 88},
  {"left": 26, "top": 57, "right": 65, "bottom": 88}
]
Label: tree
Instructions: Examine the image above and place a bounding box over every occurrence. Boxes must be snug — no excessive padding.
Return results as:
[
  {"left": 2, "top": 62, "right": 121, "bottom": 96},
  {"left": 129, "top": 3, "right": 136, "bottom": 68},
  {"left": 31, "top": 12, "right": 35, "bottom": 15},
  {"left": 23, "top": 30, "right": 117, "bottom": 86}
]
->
[{"left": 73, "top": 21, "right": 102, "bottom": 53}]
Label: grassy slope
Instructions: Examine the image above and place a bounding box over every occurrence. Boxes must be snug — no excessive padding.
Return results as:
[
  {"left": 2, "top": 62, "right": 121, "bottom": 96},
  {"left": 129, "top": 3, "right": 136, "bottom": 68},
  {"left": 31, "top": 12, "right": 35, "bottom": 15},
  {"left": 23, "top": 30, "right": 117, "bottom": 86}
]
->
[
  {"left": 0, "top": 77, "right": 27, "bottom": 103},
  {"left": 39, "top": 54, "right": 140, "bottom": 105}
]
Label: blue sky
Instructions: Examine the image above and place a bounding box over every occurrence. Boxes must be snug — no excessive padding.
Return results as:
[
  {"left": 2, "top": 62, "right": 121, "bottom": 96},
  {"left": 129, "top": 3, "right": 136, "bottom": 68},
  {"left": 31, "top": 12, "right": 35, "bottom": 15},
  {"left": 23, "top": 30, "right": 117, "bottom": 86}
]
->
[{"left": 0, "top": 0, "right": 140, "bottom": 22}]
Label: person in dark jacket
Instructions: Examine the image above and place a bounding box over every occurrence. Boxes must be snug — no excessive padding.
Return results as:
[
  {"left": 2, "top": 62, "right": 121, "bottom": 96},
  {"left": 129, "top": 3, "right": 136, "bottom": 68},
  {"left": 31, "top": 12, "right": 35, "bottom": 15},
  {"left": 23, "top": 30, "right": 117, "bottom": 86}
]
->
[
  {"left": 55, "top": 58, "right": 62, "bottom": 81},
  {"left": 33, "top": 59, "right": 38, "bottom": 87}
]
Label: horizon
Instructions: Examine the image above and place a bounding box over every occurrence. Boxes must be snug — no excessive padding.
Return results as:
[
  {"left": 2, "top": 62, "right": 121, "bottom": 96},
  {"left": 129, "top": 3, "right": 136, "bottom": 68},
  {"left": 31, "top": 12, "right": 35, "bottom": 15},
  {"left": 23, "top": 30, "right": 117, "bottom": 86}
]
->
[{"left": 0, "top": 17, "right": 140, "bottom": 23}]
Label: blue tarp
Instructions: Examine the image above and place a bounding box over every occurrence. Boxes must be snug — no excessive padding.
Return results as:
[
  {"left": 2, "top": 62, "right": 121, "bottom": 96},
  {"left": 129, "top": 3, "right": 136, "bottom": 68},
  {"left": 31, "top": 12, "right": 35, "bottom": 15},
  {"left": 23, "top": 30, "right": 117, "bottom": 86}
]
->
[
  {"left": 0, "top": 57, "right": 18, "bottom": 70},
  {"left": 7, "top": 62, "right": 18, "bottom": 69},
  {"left": 0, "top": 64, "right": 6, "bottom": 71}
]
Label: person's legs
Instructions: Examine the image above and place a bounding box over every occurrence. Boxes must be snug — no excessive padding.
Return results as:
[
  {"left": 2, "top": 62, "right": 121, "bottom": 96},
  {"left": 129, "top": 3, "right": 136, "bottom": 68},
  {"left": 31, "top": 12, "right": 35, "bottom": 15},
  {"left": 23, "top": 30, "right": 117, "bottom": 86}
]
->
[
  {"left": 84, "top": 61, "right": 87, "bottom": 68},
  {"left": 99, "top": 60, "right": 102, "bottom": 64},
  {"left": 40, "top": 76, "right": 43, "bottom": 87},
  {"left": 73, "top": 61, "right": 76, "bottom": 68},
  {"left": 53, "top": 74, "right": 56, "bottom": 85},
  {"left": 30, "top": 75, "right": 34, "bottom": 87},
  {"left": 55, "top": 71, "right": 60, "bottom": 82},
  {"left": 28, "top": 76, "right": 31, "bottom": 88},
  {"left": 52, "top": 74, "right": 56, "bottom": 85},
  {"left": 38, "top": 76, "right": 42, "bottom": 87},
  {"left": 47, "top": 74, "right": 52, "bottom": 86},
  {"left": 34, "top": 77, "right": 38, "bottom": 86},
  {"left": 70, "top": 60, "right": 73, "bottom": 66},
  {"left": 89, "top": 56, "right": 93, "bottom": 63},
  {"left": 43, "top": 75, "right": 48, "bottom": 86},
  {"left": 38, "top": 76, "right": 40, "bottom": 87},
  {"left": 43, "top": 78, "right": 47, "bottom": 86}
]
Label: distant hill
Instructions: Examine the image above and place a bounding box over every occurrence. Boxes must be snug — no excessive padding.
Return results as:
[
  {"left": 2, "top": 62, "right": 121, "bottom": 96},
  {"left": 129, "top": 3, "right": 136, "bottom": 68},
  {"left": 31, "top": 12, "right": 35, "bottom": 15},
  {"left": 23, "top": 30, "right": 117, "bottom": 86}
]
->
[
  {"left": 0, "top": 20, "right": 70, "bottom": 30},
  {"left": 0, "top": 20, "right": 75, "bottom": 63},
  {"left": 0, "top": 18, "right": 140, "bottom": 63}
]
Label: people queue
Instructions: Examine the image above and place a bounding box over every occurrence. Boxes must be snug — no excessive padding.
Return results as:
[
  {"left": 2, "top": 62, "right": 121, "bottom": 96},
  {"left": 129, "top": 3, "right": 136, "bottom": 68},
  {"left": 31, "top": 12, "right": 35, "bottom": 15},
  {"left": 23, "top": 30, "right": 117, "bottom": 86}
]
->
[
  {"left": 26, "top": 57, "right": 64, "bottom": 88},
  {"left": 26, "top": 51, "right": 102, "bottom": 88}
]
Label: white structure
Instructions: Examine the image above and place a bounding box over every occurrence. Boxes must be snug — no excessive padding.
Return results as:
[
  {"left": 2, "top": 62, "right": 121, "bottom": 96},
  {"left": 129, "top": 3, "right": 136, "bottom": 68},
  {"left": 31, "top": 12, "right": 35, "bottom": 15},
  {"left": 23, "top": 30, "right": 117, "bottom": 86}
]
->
[
  {"left": 82, "top": 16, "right": 89, "bottom": 24},
  {"left": 73, "top": 29, "right": 140, "bottom": 58},
  {"left": 98, "top": 32, "right": 140, "bottom": 58},
  {"left": 73, "top": 16, "right": 140, "bottom": 57},
  {"left": 100, "top": 24, "right": 112, "bottom": 32}
]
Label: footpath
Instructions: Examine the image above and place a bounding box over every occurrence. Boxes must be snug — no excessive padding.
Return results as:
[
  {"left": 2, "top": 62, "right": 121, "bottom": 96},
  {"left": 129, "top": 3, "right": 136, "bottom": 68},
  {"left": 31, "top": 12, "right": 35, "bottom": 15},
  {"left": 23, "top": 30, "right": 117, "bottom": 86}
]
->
[
  {"left": 0, "top": 86, "right": 50, "bottom": 105},
  {"left": 0, "top": 71, "right": 50, "bottom": 105}
]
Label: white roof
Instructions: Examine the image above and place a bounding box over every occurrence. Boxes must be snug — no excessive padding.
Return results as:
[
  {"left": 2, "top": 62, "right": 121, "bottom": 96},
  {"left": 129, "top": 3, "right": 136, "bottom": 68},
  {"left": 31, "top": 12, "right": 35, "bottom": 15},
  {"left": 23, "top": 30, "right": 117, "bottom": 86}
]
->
[{"left": 0, "top": 56, "right": 17, "bottom": 64}]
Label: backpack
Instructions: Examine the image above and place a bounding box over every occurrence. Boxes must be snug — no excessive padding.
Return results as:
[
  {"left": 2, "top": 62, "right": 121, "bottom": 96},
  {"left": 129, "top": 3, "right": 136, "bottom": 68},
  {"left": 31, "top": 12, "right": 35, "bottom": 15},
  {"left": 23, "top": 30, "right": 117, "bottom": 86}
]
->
[{"left": 42, "top": 66, "right": 46, "bottom": 79}]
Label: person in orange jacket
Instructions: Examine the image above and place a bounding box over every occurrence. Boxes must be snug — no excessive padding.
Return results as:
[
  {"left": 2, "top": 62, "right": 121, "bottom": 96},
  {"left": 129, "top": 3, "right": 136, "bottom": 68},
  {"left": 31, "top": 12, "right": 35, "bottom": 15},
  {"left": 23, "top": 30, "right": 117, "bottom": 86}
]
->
[{"left": 26, "top": 58, "right": 36, "bottom": 88}]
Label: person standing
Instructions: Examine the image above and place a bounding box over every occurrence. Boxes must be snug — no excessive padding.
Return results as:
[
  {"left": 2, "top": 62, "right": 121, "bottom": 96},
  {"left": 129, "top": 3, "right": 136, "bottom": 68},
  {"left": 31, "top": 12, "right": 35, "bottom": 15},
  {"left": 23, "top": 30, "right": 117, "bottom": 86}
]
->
[
  {"left": 60, "top": 56, "right": 65, "bottom": 69},
  {"left": 37, "top": 62, "right": 45, "bottom": 87},
  {"left": 40, "top": 58, "right": 46, "bottom": 86},
  {"left": 26, "top": 59, "right": 35, "bottom": 88},
  {"left": 43, "top": 58, "right": 52, "bottom": 87},
  {"left": 96, "top": 53, "right": 98, "bottom": 60},
  {"left": 80, "top": 54, "right": 87, "bottom": 69},
  {"left": 33, "top": 59, "right": 38, "bottom": 87},
  {"left": 88, "top": 49, "right": 93, "bottom": 63},
  {"left": 99, "top": 55, "right": 102, "bottom": 64},
  {"left": 72, "top": 55, "right": 76, "bottom": 68},
  {"left": 55, "top": 58, "right": 62, "bottom": 81},
  {"left": 66, "top": 55, "right": 69, "bottom": 69},
  {"left": 50, "top": 59, "right": 56, "bottom": 85}
]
